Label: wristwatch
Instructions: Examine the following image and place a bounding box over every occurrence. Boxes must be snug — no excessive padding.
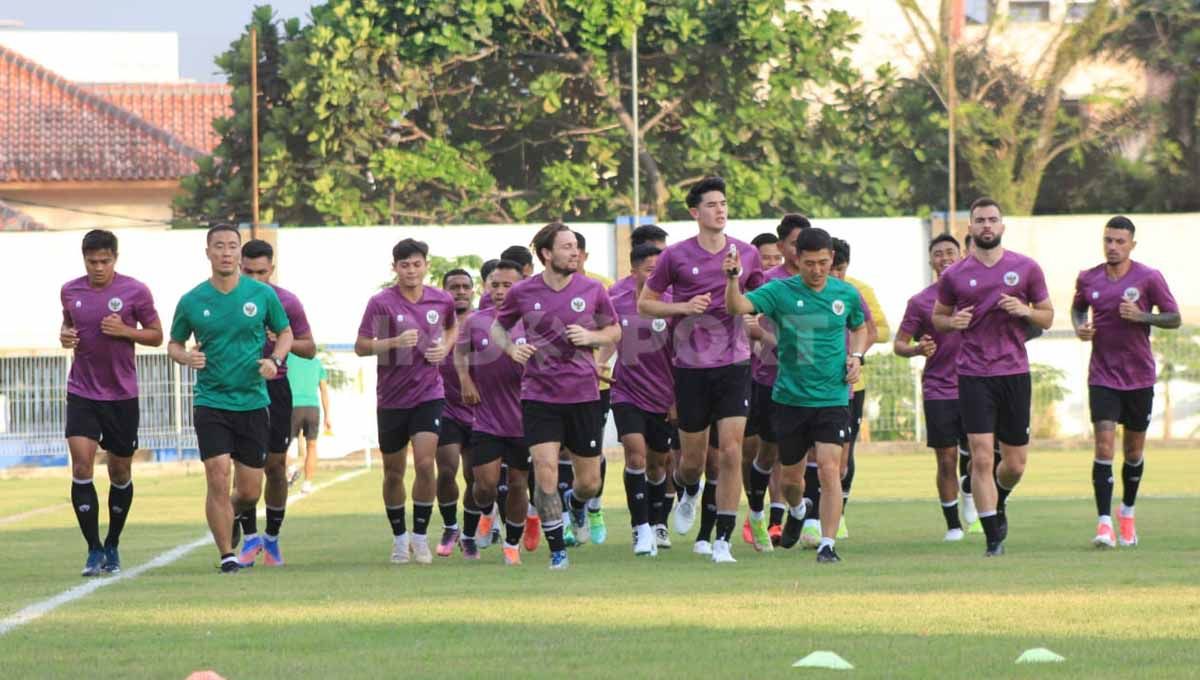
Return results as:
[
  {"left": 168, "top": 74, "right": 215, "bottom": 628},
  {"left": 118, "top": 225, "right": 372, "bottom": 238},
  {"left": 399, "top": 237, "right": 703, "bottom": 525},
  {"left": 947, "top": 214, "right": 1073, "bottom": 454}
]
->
[
  {"left": 850, "top": 352, "right": 865, "bottom": 365},
  {"left": 272, "top": 356, "right": 284, "bottom": 368}
]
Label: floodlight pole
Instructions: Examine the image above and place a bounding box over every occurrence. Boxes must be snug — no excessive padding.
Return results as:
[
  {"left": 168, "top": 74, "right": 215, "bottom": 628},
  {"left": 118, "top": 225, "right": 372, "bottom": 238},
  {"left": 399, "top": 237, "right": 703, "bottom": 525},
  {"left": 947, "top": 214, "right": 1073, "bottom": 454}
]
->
[
  {"left": 631, "top": 29, "right": 640, "bottom": 218},
  {"left": 946, "top": 9, "right": 956, "bottom": 235},
  {"left": 250, "top": 27, "right": 260, "bottom": 240}
]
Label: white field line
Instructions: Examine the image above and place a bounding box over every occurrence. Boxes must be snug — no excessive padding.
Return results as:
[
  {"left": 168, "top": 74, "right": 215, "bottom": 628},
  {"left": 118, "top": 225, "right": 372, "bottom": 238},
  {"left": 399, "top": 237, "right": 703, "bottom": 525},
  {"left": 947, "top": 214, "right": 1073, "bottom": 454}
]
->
[
  {"left": 0, "top": 467, "right": 369, "bottom": 637},
  {"left": 0, "top": 503, "right": 70, "bottom": 527}
]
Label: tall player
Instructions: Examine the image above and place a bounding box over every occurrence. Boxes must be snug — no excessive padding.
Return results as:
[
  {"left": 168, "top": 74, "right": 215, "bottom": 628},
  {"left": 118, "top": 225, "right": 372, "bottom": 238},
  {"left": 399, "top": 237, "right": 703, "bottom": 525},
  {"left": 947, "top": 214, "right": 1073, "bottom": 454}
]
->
[
  {"left": 236, "top": 239, "right": 316, "bottom": 567},
  {"left": 1072, "top": 216, "right": 1179, "bottom": 548},
  {"left": 60, "top": 229, "right": 162, "bottom": 576},
  {"left": 492, "top": 223, "right": 620, "bottom": 569},
  {"left": 435, "top": 268, "right": 476, "bottom": 557},
  {"left": 933, "top": 198, "right": 1053, "bottom": 556},
  {"left": 355, "top": 239, "right": 458, "bottom": 565},
  {"left": 639, "top": 176, "right": 764, "bottom": 564}
]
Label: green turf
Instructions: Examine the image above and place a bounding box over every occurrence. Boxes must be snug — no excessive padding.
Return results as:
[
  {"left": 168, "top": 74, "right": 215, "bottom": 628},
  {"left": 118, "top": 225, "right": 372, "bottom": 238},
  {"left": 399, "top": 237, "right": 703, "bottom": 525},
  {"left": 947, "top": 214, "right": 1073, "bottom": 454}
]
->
[{"left": 2, "top": 449, "right": 1198, "bottom": 678}]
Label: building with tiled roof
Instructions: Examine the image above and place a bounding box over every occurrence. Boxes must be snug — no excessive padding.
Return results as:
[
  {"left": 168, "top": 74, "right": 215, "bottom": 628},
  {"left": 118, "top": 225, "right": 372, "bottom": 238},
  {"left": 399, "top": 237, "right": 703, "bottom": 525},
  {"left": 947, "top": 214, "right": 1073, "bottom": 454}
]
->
[{"left": 0, "top": 42, "right": 230, "bottom": 230}]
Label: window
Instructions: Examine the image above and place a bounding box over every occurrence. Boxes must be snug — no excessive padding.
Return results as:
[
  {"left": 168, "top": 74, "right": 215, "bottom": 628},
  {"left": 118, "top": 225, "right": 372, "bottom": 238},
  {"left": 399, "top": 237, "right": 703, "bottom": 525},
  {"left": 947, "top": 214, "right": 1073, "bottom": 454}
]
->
[
  {"left": 1009, "top": 0, "right": 1050, "bottom": 23},
  {"left": 965, "top": 0, "right": 991, "bottom": 24},
  {"left": 1066, "top": 1, "right": 1095, "bottom": 23}
]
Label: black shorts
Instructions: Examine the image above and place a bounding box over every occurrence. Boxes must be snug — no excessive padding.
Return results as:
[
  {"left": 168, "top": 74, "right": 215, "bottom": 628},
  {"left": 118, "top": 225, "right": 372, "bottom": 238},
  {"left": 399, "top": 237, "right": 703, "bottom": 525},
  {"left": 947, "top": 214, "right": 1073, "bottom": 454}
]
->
[
  {"left": 674, "top": 363, "right": 752, "bottom": 433},
  {"left": 377, "top": 400, "right": 444, "bottom": 454},
  {"left": 266, "top": 379, "right": 293, "bottom": 454},
  {"left": 438, "top": 416, "right": 473, "bottom": 448},
  {"left": 847, "top": 389, "right": 865, "bottom": 445},
  {"left": 774, "top": 403, "right": 849, "bottom": 466},
  {"left": 522, "top": 399, "right": 603, "bottom": 457},
  {"left": 1089, "top": 385, "right": 1153, "bottom": 433},
  {"left": 599, "top": 388, "right": 612, "bottom": 431},
  {"left": 959, "top": 374, "right": 1032, "bottom": 447},
  {"left": 195, "top": 406, "right": 269, "bottom": 468},
  {"left": 744, "top": 381, "right": 777, "bottom": 443},
  {"left": 470, "top": 431, "right": 530, "bottom": 471},
  {"left": 291, "top": 406, "right": 320, "bottom": 440},
  {"left": 924, "top": 398, "right": 967, "bottom": 450},
  {"left": 65, "top": 394, "right": 139, "bottom": 456},
  {"left": 612, "top": 402, "right": 674, "bottom": 453}
]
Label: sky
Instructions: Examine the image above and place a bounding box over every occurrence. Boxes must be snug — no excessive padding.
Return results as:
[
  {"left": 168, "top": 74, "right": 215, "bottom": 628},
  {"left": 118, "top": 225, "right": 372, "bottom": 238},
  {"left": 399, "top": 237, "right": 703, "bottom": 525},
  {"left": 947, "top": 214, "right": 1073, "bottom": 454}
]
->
[{"left": 0, "top": 0, "right": 319, "bottom": 82}]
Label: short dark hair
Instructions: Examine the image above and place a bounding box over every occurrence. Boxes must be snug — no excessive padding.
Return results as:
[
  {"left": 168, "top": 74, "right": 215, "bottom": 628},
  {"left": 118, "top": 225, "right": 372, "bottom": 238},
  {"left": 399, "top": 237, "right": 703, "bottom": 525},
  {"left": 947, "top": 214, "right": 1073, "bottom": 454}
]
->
[
  {"left": 630, "top": 224, "right": 668, "bottom": 247},
  {"left": 480, "top": 258, "right": 501, "bottom": 281},
  {"left": 831, "top": 238, "right": 850, "bottom": 267},
  {"left": 491, "top": 259, "right": 523, "bottom": 277},
  {"left": 969, "top": 197, "right": 1001, "bottom": 218},
  {"left": 796, "top": 227, "right": 832, "bottom": 254},
  {"left": 206, "top": 223, "right": 240, "bottom": 245},
  {"left": 630, "top": 244, "right": 662, "bottom": 267},
  {"left": 776, "top": 213, "right": 811, "bottom": 240},
  {"left": 442, "top": 268, "right": 472, "bottom": 287},
  {"left": 685, "top": 176, "right": 726, "bottom": 209},
  {"left": 500, "top": 245, "right": 533, "bottom": 270},
  {"left": 1105, "top": 215, "right": 1136, "bottom": 235},
  {"left": 81, "top": 229, "right": 117, "bottom": 255},
  {"left": 392, "top": 238, "right": 429, "bottom": 262},
  {"left": 574, "top": 231, "right": 587, "bottom": 253},
  {"left": 751, "top": 233, "right": 779, "bottom": 249},
  {"left": 929, "top": 233, "right": 961, "bottom": 253},
  {"left": 531, "top": 222, "right": 571, "bottom": 265},
  {"left": 241, "top": 239, "right": 274, "bottom": 261}
]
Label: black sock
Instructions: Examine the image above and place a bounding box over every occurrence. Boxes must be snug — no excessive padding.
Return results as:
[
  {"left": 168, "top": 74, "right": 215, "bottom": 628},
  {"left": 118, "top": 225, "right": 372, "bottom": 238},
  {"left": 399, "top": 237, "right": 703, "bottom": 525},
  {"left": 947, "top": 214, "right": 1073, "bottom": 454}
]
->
[
  {"left": 544, "top": 520, "right": 566, "bottom": 552},
  {"left": 997, "top": 483, "right": 1012, "bottom": 515},
  {"left": 462, "top": 508, "right": 481, "bottom": 538},
  {"left": 747, "top": 462, "right": 771, "bottom": 513},
  {"left": 624, "top": 468, "right": 649, "bottom": 527},
  {"left": 1122, "top": 459, "right": 1143, "bottom": 508},
  {"left": 1093, "top": 460, "right": 1114, "bottom": 517},
  {"left": 439, "top": 502, "right": 458, "bottom": 528},
  {"left": 842, "top": 451, "right": 856, "bottom": 496},
  {"left": 71, "top": 479, "right": 102, "bottom": 550},
  {"left": 803, "top": 465, "right": 821, "bottom": 521},
  {"left": 239, "top": 504, "right": 258, "bottom": 536},
  {"left": 941, "top": 501, "right": 962, "bottom": 530},
  {"left": 505, "top": 520, "right": 525, "bottom": 546},
  {"left": 265, "top": 506, "right": 285, "bottom": 538},
  {"left": 568, "top": 490, "right": 587, "bottom": 513},
  {"left": 980, "top": 512, "right": 1000, "bottom": 544},
  {"left": 741, "top": 460, "right": 753, "bottom": 497},
  {"left": 412, "top": 502, "right": 433, "bottom": 535},
  {"left": 498, "top": 467, "right": 510, "bottom": 524},
  {"left": 769, "top": 503, "right": 785, "bottom": 528},
  {"left": 386, "top": 506, "right": 407, "bottom": 536},
  {"left": 673, "top": 470, "right": 700, "bottom": 499},
  {"left": 557, "top": 461, "right": 574, "bottom": 508},
  {"left": 104, "top": 481, "right": 133, "bottom": 549},
  {"left": 664, "top": 493, "right": 676, "bottom": 519},
  {"left": 647, "top": 476, "right": 666, "bottom": 525},
  {"left": 697, "top": 481, "right": 718, "bottom": 541},
  {"left": 597, "top": 456, "right": 608, "bottom": 498},
  {"left": 958, "top": 447, "right": 972, "bottom": 494},
  {"left": 715, "top": 512, "right": 736, "bottom": 543}
]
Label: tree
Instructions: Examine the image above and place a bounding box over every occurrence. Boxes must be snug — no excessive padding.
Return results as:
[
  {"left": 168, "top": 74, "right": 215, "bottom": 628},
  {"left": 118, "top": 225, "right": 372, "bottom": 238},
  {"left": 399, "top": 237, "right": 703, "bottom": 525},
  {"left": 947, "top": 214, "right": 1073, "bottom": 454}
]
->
[
  {"left": 1153, "top": 325, "right": 1200, "bottom": 440},
  {"left": 896, "top": 0, "right": 1137, "bottom": 215},
  {"left": 178, "top": 0, "right": 926, "bottom": 227}
]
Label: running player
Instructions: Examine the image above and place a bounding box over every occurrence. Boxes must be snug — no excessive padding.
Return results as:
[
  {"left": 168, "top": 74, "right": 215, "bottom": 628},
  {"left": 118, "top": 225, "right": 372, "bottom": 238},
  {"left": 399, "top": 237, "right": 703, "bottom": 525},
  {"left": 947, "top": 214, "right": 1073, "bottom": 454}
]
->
[
  {"left": 435, "top": 268, "right": 476, "bottom": 556},
  {"left": 750, "top": 232, "right": 784, "bottom": 269},
  {"left": 168, "top": 225, "right": 293, "bottom": 574},
  {"left": 725, "top": 226, "right": 867, "bottom": 563},
  {"left": 606, "top": 244, "right": 675, "bottom": 556},
  {"left": 1071, "top": 215, "right": 1180, "bottom": 548},
  {"left": 639, "top": 176, "right": 764, "bottom": 563},
  {"left": 575, "top": 231, "right": 614, "bottom": 544},
  {"left": 491, "top": 222, "right": 620, "bottom": 569},
  {"left": 610, "top": 224, "right": 670, "bottom": 299},
  {"left": 933, "top": 198, "right": 1053, "bottom": 556},
  {"left": 354, "top": 238, "right": 458, "bottom": 565},
  {"left": 459, "top": 259, "right": 532, "bottom": 564},
  {"left": 236, "top": 239, "right": 316, "bottom": 567},
  {"left": 60, "top": 229, "right": 162, "bottom": 576},
  {"left": 895, "top": 233, "right": 970, "bottom": 540}
]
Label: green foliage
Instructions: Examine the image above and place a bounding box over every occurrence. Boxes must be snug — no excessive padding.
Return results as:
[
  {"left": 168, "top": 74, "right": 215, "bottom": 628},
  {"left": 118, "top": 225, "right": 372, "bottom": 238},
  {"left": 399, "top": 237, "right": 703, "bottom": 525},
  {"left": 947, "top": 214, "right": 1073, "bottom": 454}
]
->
[
  {"left": 315, "top": 346, "right": 352, "bottom": 390},
  {"left": 1031, "top": 362, "right": 1070, "bottom": 439},
  {"left": 867, "top": 353, "right": 918, "bottom": 442},
  {"left": 426, "top": 254, "right": 484, "bottom": 288},
  {"left": 1153, "top": 325, "right": 1200, "bottom": 385}
]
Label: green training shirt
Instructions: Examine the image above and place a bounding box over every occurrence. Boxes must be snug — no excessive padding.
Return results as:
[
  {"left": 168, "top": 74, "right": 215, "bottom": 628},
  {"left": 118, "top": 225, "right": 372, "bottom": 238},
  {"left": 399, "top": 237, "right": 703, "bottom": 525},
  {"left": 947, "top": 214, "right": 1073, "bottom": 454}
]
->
[{"left": 286, "top": 354, "right": 327, "bottom": 408}]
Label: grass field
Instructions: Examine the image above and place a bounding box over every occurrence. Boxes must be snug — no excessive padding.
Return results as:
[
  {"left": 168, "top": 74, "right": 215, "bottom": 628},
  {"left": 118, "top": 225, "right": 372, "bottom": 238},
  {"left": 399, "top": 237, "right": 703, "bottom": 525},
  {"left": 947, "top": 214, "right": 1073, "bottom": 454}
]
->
[{"left": 2, "top": 448, "right": 1198, "bottom": 679}]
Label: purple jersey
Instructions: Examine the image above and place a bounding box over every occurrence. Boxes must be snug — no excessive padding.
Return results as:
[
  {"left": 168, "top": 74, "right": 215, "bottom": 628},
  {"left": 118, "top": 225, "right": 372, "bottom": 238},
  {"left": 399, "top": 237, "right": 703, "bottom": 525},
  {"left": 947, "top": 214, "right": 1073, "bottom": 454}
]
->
[
  {"left": 937, "top": 250, "right": 1049, "bottom": 377},
  {"left": 644, "top": 235, "right": 764, "bottom": 369},
  {"left": 464, "top": 308, "right": 525, "bottom": 438},
  {"left": 477, "top": 294, "right": 494, "bottom": 311},
  {"left": 610, "top": 287, "right": 675, "bottom": 414},
  {"left": 439, "top": 315, "right": 475, "bottom": 426},
  {"left": 357, "top": 285, "right": 457, "bottom": 409},
  {"left": 1073, "top": 261, "right": 1178, "bottom": 390},
  {"left": 495, "top": 273, "right": 616, "bottom": 404},
  {"left": 264, "top": 284, "right": 310, "bottom": 381},
  {"left": 608, "top": 275, "right": 636, "bottom": 299},
  {"left": 61, "top": 273, "right": 159, "bottom": 401},
  {"left": 750, "top": 265, "right": 794, "bottom": 386},
  {"left": 900, "top": 283, "right": 962, "bottom": 400}
]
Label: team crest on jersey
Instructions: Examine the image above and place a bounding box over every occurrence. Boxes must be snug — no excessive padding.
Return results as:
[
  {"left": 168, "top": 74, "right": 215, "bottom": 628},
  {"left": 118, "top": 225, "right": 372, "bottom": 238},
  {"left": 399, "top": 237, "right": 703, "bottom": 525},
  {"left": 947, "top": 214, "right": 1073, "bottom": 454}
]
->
[
  {"left": 570, "top": 297, "right": 586, "bottom": 313},
  {"left": 243, "top": 302, "right": 258, "bottom": 317},
  {"left": 426, "top": 310, "right": 440, "bottom": 325},
  {"left": 651, "top": 318, "right": 667, "bottom": 332},
  {"left": 107, "top": 297, "right": 123, "bottom": 312},
  {"left": 1003, "top": 271, "right": 1019, "bottom": 286},
  {"left": 1123, "top": 287, "right": 1140, "bottom": 303},
  {"left": 832, "top": 299, "right": 846, "bottom": 316}
]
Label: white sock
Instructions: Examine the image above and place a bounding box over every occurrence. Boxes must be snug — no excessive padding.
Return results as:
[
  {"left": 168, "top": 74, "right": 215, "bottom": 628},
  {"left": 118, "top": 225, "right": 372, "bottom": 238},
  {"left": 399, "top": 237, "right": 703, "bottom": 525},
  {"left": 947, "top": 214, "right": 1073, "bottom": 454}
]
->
[
  {"left": 1098, "top": 515, "right": 1112, "bottom": 525},
  {"left": 1119, "top": 504, "right": 1135, "bottom": 517},
  {"left": 789, "top": 504, "right": 807, "bottom": 520},
  {"left": 749, "top": 510, "right": 764, "bottom": 521},
  {"left": 586, "top": 497, "right": 602, "bottom": 512},
  {"left": 819, "top": 537, "right": 835, "bottom": 550}
]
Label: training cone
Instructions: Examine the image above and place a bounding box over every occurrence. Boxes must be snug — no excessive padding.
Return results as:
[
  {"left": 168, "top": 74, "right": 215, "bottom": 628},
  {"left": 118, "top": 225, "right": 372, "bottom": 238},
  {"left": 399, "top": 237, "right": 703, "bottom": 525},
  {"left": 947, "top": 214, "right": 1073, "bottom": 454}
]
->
[
  {"left": 792, "top": 651, "right": 854, "bottom": 670},
  {"left": 1015, "top": 648, "right": 1066, "bottom": 664}
]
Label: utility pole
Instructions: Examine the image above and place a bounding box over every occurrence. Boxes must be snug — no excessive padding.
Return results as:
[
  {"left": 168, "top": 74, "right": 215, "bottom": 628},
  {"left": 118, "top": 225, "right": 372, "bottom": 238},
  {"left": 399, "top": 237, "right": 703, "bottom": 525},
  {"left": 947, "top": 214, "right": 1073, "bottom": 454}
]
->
[
  {"left": 250, "top": 27, "right": 260, "bottom": 239},
  {"left": 946, "top": 1, "right": 957, "bottom": 235},
  {"left": 631, "top": 29, "right": 640, "bottom": 218}
]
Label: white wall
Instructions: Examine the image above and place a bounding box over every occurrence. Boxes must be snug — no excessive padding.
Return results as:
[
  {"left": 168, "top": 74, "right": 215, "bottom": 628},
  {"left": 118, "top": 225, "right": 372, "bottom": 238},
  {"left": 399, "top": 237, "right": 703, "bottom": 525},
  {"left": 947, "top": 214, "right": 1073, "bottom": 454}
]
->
[{"left": 0, "top": 30, "right": 180, "bottom": 82}]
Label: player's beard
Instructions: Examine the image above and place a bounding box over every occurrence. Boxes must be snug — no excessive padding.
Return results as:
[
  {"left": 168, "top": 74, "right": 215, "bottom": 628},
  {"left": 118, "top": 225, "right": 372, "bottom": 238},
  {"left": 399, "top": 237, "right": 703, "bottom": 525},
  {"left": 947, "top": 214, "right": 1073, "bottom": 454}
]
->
[
  {"left": 974, "top": 233, "right": 1001, "bottom": 250},
  {"left": 550, "top": 259, "right": 575, "bottom": 276}
]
